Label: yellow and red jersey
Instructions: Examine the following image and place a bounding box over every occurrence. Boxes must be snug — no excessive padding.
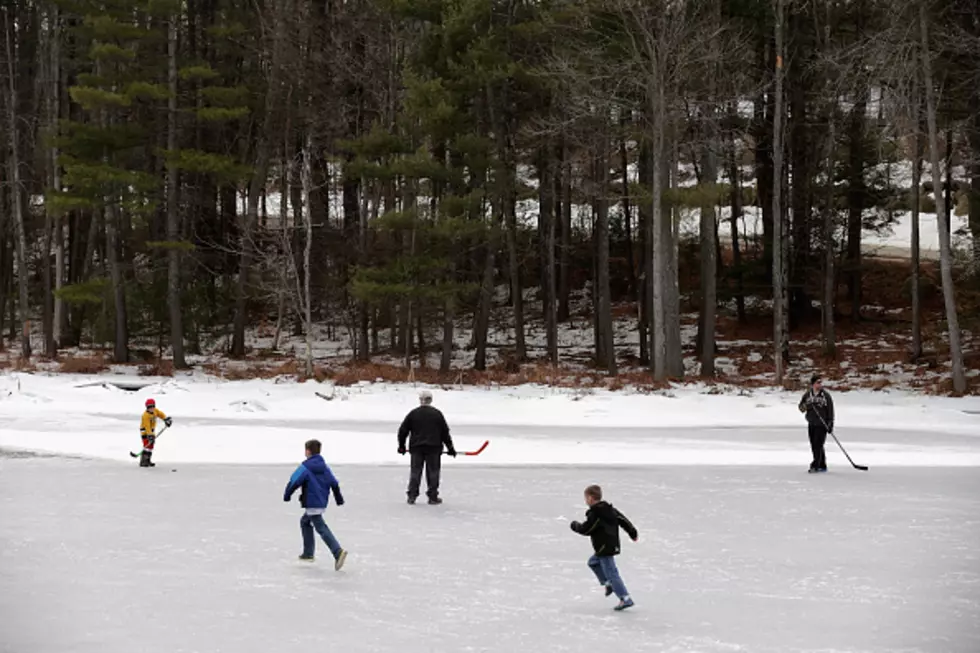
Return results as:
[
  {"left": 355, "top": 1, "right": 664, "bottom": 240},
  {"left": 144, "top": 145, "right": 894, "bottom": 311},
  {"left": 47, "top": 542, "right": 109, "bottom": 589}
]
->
[{"left": 140, "top": 407, "right": 168, "bottom": 438}]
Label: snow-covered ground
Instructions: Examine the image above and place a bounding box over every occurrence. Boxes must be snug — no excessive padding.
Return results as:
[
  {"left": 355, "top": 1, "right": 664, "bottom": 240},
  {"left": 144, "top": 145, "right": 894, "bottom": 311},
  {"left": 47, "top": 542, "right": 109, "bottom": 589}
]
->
[
  {"left": 1, "top": 373, "right": 979, "bottom": 466},
  {"left": 1, "top": 461, "right": 978, "bottom": 653}
]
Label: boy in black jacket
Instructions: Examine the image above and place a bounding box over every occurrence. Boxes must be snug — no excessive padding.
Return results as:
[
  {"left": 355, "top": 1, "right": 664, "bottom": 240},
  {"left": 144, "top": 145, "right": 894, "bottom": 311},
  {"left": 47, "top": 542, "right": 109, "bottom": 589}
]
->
[
  {"left": 798, "top": 374, "right": 835, "bottom": 473},
  {"left": 570, "top": 484, "right": 638, "bottom": 611}
]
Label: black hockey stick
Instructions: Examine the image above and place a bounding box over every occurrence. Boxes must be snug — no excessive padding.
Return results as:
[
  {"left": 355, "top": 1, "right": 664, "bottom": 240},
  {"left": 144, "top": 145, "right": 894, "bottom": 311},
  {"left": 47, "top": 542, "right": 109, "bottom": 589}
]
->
[
  {"left": 129, "top": 425, "right": 169, "bottom": 458},
  {"left": 810, "top": 409, "right": 868, "bottom": 471}
]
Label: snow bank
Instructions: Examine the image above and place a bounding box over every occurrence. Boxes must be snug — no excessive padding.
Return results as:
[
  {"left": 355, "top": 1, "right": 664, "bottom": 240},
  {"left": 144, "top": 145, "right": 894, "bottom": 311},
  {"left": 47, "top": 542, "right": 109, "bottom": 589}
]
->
[{"left": 0, "top": 372, "right": 978, "bottom": 466}]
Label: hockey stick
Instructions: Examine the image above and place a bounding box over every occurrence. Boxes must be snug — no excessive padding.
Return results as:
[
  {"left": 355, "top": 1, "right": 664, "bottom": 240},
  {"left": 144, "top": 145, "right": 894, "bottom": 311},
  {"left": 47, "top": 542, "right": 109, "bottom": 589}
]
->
[
  {"left": 463, "top": 440, "right": 489, "bottom": 456},
  {"left": 442, "top": 440, "right": 490, "bottom": 457},
  {"left": 810, "top": 409, "right": 868, "bottom": 471},
  {"left": 129, "top": 425, "right": 169, "bottom": 458}
]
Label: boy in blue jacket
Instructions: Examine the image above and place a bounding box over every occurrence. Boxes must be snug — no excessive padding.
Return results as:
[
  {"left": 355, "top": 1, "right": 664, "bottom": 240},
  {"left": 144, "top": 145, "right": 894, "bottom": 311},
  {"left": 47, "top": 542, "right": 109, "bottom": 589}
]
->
[{"left": 284, "top": 439, "right": 348, "bottom": 569}]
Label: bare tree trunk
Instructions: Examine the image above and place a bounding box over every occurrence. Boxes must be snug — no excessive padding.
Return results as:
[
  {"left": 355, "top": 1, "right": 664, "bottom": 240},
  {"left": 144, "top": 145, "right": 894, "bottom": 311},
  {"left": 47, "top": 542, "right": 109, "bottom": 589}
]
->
[
  {"left": 638, "top": 139, "right": 651, "bottom": 364},
  {"left": 105, "top": 203, "right": 128, "bottom": 363},
  {"left": 403, "top": 181, "right": 417, "bottom": 368},
  {"left": 596, "top": 139, "right": 616, "bottom": 375},
  {"left": 664, "top": 131, "right": 683, "bottom": 378},
  {"left": 699, "top": 11, "right": 720, "bottom": 377},
  {"left": 772, "top": 0, "right": 786, "bottom": 384},
  {"left": 473, "top": 225, "right": 495, "bottom": 371},
  {"left": 822, "top": 113, "right": 837, "bottom": 358},
  {"left": 166, "top": 13, "right": 186, "bottom": 368},
  {"left": 727, "top": 130, "right": 746, "bottom": 324},
  {"left": 699, "top": 163, "right": 717, "bottom": 377},
  {"left": 558, "top": 138, "right": 572, "bottom": 322},
  {"left": 3, "top": 7, "right": 30, "bottom": 359},
  {"left": 919, "top": 2, "right": 967, "bottom": 394},
  {"left": 357, "top": 178, "right": 369, "bottom": 360},
  {"left": 40, "top": 6, "right": 57, "bottom": 357},
  {"left": 504, "top": 180, "right": 526, "bottom": 361},
  {"left": 301, "top": 129, "right": 314, "bottom": 378},
  {"left": 969, "top": 98, "right": 980, "bottom": 267},
  {"left": 650, "top": 84, "right": 667, "bottom": 380},
  {"left": 620, "top": 116, "right": 637, "bottom": 298},
  {"left": 232, "top": 1, "right": 286, "bottom": 357},
  {"left": 846, "top": 98, "right": 867, "bottom": 321},
  {"left": 539, "top": 150, "right": 558, "bottom": 363},
  {"left": 441, "top": 286, "right": 454, "bottom": 373},
  {"left": 911, "top": 127, "right": 923, "bottom": 360},
  {"left": 50, "top": 6, "right": 65, "bottom": 349}
]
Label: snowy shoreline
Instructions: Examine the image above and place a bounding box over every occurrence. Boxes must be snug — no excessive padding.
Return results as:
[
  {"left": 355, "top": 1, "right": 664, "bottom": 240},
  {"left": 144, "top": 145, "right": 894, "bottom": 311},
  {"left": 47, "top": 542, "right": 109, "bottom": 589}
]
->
[{"left": 1, "top": 372, "right": 978, "bottom": 466}]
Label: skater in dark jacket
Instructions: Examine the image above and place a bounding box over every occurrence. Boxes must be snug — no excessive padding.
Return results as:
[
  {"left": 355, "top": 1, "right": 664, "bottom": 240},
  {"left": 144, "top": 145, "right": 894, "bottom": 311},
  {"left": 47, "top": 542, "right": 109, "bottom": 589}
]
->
[
  {"left": 570, "top": 484, "right": 638, "bottom": 611},
  {"left": 284, "top": 439, "right": 348, "bottom": 569},
  {"left": 799, "top": 374, "right": 835, "bottom": 473},
  {"left": 397, "top": 390, "right": 456, "bottom": 505}
]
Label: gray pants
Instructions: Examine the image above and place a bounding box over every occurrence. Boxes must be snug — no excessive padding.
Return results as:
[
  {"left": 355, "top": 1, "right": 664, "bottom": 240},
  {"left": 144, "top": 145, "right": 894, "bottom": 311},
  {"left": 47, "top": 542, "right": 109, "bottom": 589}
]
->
[{"left": 407, "top": 450, "right": 442, "bottom": 500}]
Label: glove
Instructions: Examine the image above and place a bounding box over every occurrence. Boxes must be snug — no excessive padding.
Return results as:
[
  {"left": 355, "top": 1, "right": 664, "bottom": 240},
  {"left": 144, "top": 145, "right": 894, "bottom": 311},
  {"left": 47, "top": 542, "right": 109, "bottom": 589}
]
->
[
  {"left": 447, "top": 448, "right": 457, "bottom": 458},
  {"left": 570, "top": 521, "right": 581, "bottom": 532},
  {"left": 398, "top": 446, "right": 406, "bottom": 455},
  {"left": 164, "top": 417, "right": 173, "bottom": 427},
  {"left": 827, "top": 422, "right": 834, "bottom": 433}
]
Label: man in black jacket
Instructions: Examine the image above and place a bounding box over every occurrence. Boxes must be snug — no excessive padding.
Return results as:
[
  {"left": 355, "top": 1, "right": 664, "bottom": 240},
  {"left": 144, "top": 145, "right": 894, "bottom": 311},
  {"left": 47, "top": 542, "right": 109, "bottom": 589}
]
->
[
  {"left": 570, "top": 484, "right": 638, "bottom": 611},
  {"left": 799, "top": 374, "right": 835, "bottom": 473},
  {"left": 398, "top": 390, "right": 456, "bottom": 505}
]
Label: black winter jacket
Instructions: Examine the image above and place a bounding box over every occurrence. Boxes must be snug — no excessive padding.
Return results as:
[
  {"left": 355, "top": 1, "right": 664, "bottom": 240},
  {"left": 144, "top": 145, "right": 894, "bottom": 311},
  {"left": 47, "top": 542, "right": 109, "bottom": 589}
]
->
[
  {"left": 571, "top": 501, "right": 638, "bottom": 557},
  {"left": 799, "top": 389, "right": 835, "bottom": 430},
  {"left": 397, "top": 405, "right": 455, "bottom": 453}
]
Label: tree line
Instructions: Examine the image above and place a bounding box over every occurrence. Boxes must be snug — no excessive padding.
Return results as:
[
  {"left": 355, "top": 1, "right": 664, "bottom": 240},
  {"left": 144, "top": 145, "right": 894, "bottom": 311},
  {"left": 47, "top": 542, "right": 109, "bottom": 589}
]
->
[{"left": 1, "top": 0, "right": 978, "bottom": 391}]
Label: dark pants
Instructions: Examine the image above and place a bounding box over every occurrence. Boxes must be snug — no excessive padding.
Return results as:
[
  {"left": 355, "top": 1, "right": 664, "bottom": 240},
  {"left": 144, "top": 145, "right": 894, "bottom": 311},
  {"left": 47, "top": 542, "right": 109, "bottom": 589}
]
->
[
  {"left": 407, "top": 450, "right": 442, "bottom": 500},
  {"left": 808, "top": 423, "right": 827, "bottom": 470}
]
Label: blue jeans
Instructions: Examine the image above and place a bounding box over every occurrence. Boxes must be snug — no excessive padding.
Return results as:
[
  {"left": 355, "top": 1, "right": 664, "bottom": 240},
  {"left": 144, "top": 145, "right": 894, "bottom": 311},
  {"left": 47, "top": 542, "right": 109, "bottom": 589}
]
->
[
  {"left": 588, "top": 555, "right": 630, "bottom": 599},
  {"left": 300, "top": 514, "right": 341, "bottom": 559}
]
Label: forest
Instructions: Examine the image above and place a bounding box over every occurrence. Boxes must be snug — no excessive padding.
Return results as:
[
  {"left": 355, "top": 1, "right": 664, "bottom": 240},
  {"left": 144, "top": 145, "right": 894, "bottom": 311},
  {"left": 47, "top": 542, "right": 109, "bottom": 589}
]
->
[{"left": 1, "top": 0, "right": 978, "bottom": 392}]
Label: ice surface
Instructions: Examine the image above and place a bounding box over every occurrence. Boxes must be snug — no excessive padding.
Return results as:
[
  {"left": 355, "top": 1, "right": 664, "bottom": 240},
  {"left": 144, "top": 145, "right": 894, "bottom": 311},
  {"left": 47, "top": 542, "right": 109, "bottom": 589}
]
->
[{"left": 1, "top": 459, "right": 978, "bottom": 653}]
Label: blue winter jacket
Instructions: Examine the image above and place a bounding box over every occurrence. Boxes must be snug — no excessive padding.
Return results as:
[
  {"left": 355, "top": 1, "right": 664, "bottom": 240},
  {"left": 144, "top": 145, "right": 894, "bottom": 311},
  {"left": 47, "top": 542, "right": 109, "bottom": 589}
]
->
[{"left": 283, "top": 455, "right": 344, "bottom": 509}]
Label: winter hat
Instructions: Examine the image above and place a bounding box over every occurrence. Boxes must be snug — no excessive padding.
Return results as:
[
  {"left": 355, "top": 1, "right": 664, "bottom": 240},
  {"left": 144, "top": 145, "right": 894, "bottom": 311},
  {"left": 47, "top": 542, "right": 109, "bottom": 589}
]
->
[
  {"left": 419, "top": 390, "right": 433, "bottom": 405},
  {"left": 146, "top": 398, "right": 156, "bottom": 408},
  {"left": 810, "top": 374, "right": 822, "bottom": 386}
]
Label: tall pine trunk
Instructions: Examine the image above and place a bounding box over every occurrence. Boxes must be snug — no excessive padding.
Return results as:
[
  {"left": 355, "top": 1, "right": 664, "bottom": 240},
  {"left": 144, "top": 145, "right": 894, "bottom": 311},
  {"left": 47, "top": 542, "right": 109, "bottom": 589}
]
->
[
  {"left": 166, "top": 14, "right": 186, "bottom": 368},
  {"left": 699, "top": 146, "right": 718, "bottom": 377},
  {"left": 772, "top": 0, "right": 787, "bottom": 384},
  {"left": 911, "top": 126, "right": 923, "bottom": 361},
  {"left": 301, "top": 129, "right": 314, "bottom": 378},
  {"left": 595, "top": 140, "right": 616, "bottom": 375},
  {"left": 638, "top": 139, "right": 651, "bottom": 364},
  {"left": 105, "top": 203, "right": 128, "bottom": 363},
  {"left": 40, "top": 7, "right": 57, "bottom": 357},
  {"left": 919, "top": 2, "right": 967, "bottom": 394},
  {"left": 3, "top": 8, "right": 30, "bottom": 359},
  {"left": 539, "top": 150, "right": 558, "bottom": 363},
  {"left": 649, "top": 84, "right": 667, "bottom": 380},
  {"left": 822, "top": 112, "right": 837, "bottom": 357},
  {"left": 558, "top": 138, "right": 572, "bottom": 322}
]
